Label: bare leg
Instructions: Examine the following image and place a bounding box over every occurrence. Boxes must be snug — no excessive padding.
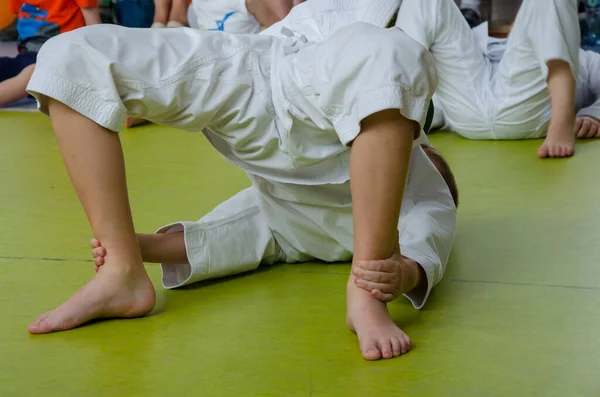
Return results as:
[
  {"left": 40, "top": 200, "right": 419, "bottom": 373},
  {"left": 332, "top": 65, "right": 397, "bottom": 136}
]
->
[
  {"left": 168, "top": 0, "right": 189, "bottom": 26},
  {"left": 538, "top": 60, "right": 577, "bottom": 158},
  {"left": 0, "top": 64, "right": 35, "bottom": 105},
  {"left": 346, "top": 109, "right": 417, "bottom": 361},
  {"left": 91, "top": 233, "right": 188, "bottom": 271},
  {"left": 153, "top": 0, "right": 172, "bottom": 24},
  {"left": 28, "top": 100, "right": 155, "bottom": 334},
  {"left": 246, "top": 0, "right": 293, "bottom": 28}
]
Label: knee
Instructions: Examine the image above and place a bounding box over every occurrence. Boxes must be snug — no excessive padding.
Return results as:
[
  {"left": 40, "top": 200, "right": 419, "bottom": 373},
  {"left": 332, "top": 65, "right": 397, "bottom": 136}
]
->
[
  {"left": 36, "top": 32, "right": 79, "bottom": 71},
  {"left": 36, "top": 25, "right": 110, "bottom": 71},
  {"left": 351, "top": 24, "right": 435, "bottom": 72}
]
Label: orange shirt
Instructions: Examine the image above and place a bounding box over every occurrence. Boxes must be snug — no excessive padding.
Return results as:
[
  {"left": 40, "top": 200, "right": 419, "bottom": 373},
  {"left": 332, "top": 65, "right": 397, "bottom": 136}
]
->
[
  {"left": 9, "top": 0, "right": 97, "bottom": 51},
  {"left": 9, "top": 0, "right": 97, "bottom": 35}
]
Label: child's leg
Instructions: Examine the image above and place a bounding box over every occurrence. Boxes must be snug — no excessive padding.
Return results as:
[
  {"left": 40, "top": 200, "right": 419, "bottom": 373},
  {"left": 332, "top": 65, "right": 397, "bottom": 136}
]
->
[
  {"left": 28, "top": 25, "right": 275, "bottom": 134},
  {"left": 539, "top": 60, "right": 577, "bottom": 157},
  {"left": 495, "top": 0, "right": 580, "bottom": 156},
  {"left": 396, "top": 0, "right": 491, "bottom": 138},
  {"left": 0, "top": 64, "right": 35, "bottom": 105},
  {"left": 346, "top": 110, "right": 418, "bottom": 360},
  {"left": 153, "top": 0, "right": 172, "bottom": 25},
  {"left": 93, "top": 187, "right": 287, "bottom": 289},
  {"left": 278, "top": 23, "right": 437, "bottom": 359},
  {"left": 26, "top": 26, "right": 276, "bottom": 331},
  {"left": 28, "top": 100, "right": 155, "bottom": 334},
  {"left": 167, "top": 0, "right": 189, "bottom": 26}
]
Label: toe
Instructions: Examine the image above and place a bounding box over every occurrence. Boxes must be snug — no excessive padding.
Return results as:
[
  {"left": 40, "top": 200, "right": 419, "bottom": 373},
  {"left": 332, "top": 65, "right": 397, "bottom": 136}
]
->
[
  {"left": 537, "top": 145, "right": 549, "bottom": 158},
  {"left": 391, "top": 337, "right": 402, "bottom": 357},
  {"left": 379, "top": 339, "right": 393, "bottom": 359},
  {"left": 402, "top": 334, "right": 412, "bottom": 352},
  {"left": 361, "top": 340, "right": 382, "bottom": 361},
  {"left": 90, "top": 238, "right": 100, "bottom": 249},
  {"left": 28, "top": 313, "right": 51, "bottom": 334}
]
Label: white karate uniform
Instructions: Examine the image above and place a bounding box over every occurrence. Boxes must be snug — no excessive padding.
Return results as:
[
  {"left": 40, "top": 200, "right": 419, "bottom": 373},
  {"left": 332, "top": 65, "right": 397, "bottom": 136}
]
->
[
  {"left": 430, "top": 25, "right": 600, "bottom": 130},
  {"left": 27, "top": 0, "right": 456, "bottom": 309},
  {"left": 397, "top": 0, "right": 581, "bottom": 140}
]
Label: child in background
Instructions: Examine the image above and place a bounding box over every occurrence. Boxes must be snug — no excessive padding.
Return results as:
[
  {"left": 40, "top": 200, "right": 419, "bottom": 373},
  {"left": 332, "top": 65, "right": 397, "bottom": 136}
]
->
[
  {"left": 0, "top": 0, "right": 100, "bottom": 105},
  {"left": 397, "top": 0, "right": 581, "bottom": 158},
  {"left": 430, "top": 6, "right": 600, "bottom": 140}
]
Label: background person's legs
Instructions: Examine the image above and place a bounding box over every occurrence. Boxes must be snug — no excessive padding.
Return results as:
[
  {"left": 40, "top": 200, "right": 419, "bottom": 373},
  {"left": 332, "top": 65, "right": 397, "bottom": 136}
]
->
[
  {"left": 492, "top": 0, "right": 580, "bottom": 153},
  {"left": 397, "top": 0, "right": 492, "bottom": 139},
  {"left": 0, "top": 64, "right": 35, "bottom": 105},
  {"left": 167, "top": 0, "right": 189, "bottom": 27},
  {"left": 0, "top": 52, "right": 37, "bottom": 105},
  {"left": 153, "top": 0, "right": 172, "bottom": 27}
]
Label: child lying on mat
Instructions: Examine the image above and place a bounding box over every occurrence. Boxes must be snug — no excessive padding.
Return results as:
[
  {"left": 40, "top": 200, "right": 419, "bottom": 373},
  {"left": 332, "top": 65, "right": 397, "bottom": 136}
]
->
[
  {"left": 89, "top": 134, "right": 457, "bottom": 360},
  {"left": 396, "top": 0, "right": 581, "bottom": 158},
  {"left": 0, "top": 0, "right": 100, "bottom": 106},
  {"left": 429, "top": 18, "right": 600, "bottom": 142},
  {"left": 25, "top": 0, "right": 457, "bottom": 361}
]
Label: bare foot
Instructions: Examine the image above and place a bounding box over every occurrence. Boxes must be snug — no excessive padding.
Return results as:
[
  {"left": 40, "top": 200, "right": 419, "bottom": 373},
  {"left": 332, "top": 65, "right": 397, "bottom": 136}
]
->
[
  {"left": 124, "top": 117, "right": 150, "bottom": 128},
  {"left": 28, "top": 264, "right": 155, "bottom": 334},
  {"left": 346, "top": 282, "right": 411, "bottom": 360},
  {"left": 538, "top": 123, "right": 575, "bottom": 158}
]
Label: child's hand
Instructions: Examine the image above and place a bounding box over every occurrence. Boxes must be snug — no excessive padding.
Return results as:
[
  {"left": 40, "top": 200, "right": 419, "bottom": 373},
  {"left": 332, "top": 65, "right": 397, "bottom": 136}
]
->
[
  {"left": 90, "top": 238, "right": 106, "bottom": 272},
  {"left": 574, "top": 116, "right": 600, "bottom": 139},
  {"left": 352, "top": 243, "right": 420, "bottom": 303}
]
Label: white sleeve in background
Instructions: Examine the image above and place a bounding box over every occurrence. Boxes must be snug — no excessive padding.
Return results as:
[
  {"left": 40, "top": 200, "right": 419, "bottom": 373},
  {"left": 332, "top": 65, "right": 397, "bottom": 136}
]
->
[
  {"left": 399, "top": 146, "right": 457, "bottom": 309},
  {"left": 576, "top": 49, "right": 600, "bottom": 120}
]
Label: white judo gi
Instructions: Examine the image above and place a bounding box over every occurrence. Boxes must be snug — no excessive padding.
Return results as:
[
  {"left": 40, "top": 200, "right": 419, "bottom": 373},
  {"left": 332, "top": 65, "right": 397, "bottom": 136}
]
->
[
  {"left": 431, "top": 28, "right": 600, "bottom": 131},
  {"left": 397, "top": 0, "right": 581, "bottom": 140},
  {"left": 27, "top": 0, "right": 456, "bottom": 309}
]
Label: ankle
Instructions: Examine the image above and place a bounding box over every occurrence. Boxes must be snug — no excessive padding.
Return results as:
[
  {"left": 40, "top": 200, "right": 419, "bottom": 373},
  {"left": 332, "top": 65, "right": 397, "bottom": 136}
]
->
[{"left": 403, "top": 259, "right": 426, "bottom": 294}]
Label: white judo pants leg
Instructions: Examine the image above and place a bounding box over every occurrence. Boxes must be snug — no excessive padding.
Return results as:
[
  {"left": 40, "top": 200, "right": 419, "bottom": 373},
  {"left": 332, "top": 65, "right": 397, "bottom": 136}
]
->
[
  {"left": 156, "top": 187, "right": 294, "bottom": 289},
  {"left": 398, "top": 0, "right": 580, "bottom": 140},
  {"left": 27, "top": 25, "right": 277, "bottom": 135},
  {"left": 397, "top": 0, "right": 493, "bottom": 138},
  {"left": 491, "top": 0, "right": 580, "bottom": 138}
]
